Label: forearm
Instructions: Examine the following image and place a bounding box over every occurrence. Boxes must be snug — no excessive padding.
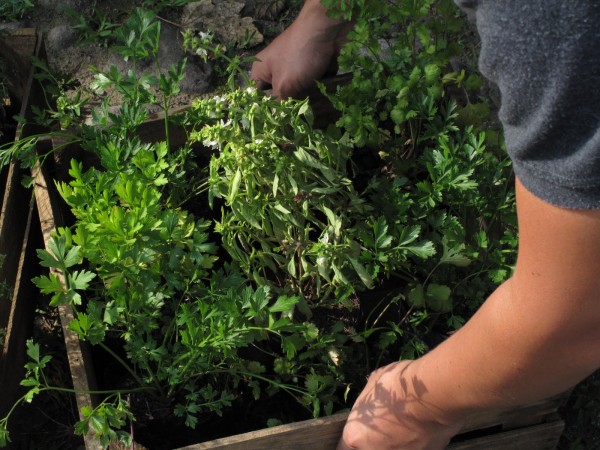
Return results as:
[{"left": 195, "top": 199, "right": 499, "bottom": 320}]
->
[
  {"left": 408, "top": 179, "right": 600, "bottom": 422},
  {"left": 413, "top": 279, "right": 600, "bottom": 418}
]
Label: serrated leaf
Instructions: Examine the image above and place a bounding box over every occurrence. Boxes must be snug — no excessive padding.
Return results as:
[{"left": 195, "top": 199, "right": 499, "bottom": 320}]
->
[
  {"left": 24, "top": 387, "right": 40, "bottom": 403},
  {"left": 26, "top": 340, "right": 40, "bottom": 362},
  {"left": 33, "top": 273, "right": 64, "bottom": 295},
  {"left": 246, "top": 361, "right": 266, "bottom": 374},
  {"left": 69, "top": 270, "right": 96, "bottom": 290},
  {"left": 404, "top": 241, "right": 436, "bottom": 259},
  {"left": 88, "top": 413, "right": 105, "bottom": 434},
  {"left": 440, "top": 240, "right": 471, "bottom": 267},
  {"left": 20, "top": 377, "right": 39, "bottom": 387},
  {"left": 269, "top": 295, "right": 299, "bottom": 313},
  {"left": 36, "top": 249, "right": 60, "bottom": 269}
]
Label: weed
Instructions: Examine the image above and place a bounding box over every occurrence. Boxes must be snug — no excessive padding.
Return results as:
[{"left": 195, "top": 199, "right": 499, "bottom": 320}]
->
[{"left": 0, "top": 0, "right": 34, "bottom": 22}]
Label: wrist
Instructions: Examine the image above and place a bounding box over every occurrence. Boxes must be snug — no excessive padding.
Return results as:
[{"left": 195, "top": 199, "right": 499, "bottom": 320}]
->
[
  {"left": 296, "top": 0, "right": 352, "bottom": 41},
  {"left": 399, "top": 359, "right": 468, "bottom": 429}
]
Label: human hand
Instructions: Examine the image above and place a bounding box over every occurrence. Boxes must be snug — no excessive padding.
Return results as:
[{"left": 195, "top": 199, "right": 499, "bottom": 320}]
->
[
  {"left": 249, "top": 0, "right": 351, "bottom": 98},
  {"left": 337, "top": 361, "right": 463, "bottom": 450}
]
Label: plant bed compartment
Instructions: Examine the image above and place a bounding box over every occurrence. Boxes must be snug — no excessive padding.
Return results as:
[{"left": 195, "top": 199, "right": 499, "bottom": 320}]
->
[
  {"left": 32, "top": 135, "right": 568, "bottom": 450},
  {"left": 0, "top": 28, "right": 44, "bottom": 419}
]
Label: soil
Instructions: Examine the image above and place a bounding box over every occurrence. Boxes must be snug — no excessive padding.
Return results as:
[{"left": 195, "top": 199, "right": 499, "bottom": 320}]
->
[{"left": 2, "top": 0, "right": 298, "bottom": 113}]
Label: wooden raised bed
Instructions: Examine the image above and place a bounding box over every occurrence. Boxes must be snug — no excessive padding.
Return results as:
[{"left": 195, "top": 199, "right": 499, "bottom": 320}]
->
[
  {"left": 0, "top": 28, "right": 44, "bottom": 419},
  {"left": 0, "top": 28, "right": 102, "bottom": 449},
  {"left": 4, "top": 42, "right": 567, "bottom": 448},
  {"left": 175, "top": 393, "right": 567, "bottom": 449},
  {"left": 28, "top": 130, "right": 568, "bottom": 450}
]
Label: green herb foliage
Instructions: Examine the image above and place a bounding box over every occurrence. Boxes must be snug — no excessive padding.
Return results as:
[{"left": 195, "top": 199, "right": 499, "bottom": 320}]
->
[
  {"left": 0, "top": 0, "right": 518, "bottom": 446},
  {"left": 0, "top": 0, "right": 34, "bottom": 22}
]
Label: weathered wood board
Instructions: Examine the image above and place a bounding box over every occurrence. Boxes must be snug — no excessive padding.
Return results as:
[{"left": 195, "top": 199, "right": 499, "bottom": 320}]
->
[
  {"left": 0, "top": 28, "right": 101, "bottom": 449},
  {"left": 0, "top": 28, "right": 42, "bottom": 419},
  {"left": 31, "top": 141, "right": 102, "bottom": 450},
  {"left": 177, "top": 393, "right": 568, "bottom": 450}
]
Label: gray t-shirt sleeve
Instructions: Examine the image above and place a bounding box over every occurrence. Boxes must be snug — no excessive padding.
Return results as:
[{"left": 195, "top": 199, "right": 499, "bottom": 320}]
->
[{"left": 455, "top": 0, "right": 600, "bottom": 209}]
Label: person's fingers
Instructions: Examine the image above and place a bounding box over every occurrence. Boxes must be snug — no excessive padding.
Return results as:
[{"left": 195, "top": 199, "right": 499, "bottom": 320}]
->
[
  {"left": 249, "top": 56, "right": 273, "bottom": 88},
  {"left": 253, "top": 78, "right": 271, "bottom": 91}
]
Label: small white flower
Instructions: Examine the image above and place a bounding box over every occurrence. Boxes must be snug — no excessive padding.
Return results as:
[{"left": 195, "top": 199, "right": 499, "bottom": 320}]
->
[
  {"left": 203, "top": 139, "right": 218, "bottom": 148},
  {"left": 198, "top": 31, "right": 213, "bottom": 41},
  {"left": 245, "top": 86, "right": 256, "bottom": 94}
]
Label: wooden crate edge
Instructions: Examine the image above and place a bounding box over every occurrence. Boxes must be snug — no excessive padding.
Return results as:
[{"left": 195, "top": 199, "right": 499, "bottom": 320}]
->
[{"left": 175, "top": 390, "right": 569, "bottom": 450}]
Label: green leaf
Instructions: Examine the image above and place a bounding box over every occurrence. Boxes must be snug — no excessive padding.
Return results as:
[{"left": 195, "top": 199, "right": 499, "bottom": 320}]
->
[
  {"left": 269, "top": 295, "right": 299, "bottom": 313},
  {"left": 26, "top": 340, "right": 40, "bottom": 363},
  {"left": 69, "top": 270, "right": 96, "bottom": 290},
  {"left": 408, "top": 284, "right": 425, "bottom": 307},
  {"left": 228, "top": 168, "right": 242, "bottom": 204},
  {"left": 440, "top": 240, "right": 471, "bottom": 267},
  {"left": 0, "top": 422, "right": 10, "bottom": 447},
  {"left": 246, "top": 361, "right": 266, "bottom": 374},
  {"left": 274, "top": 203, "right": 291, "bottom": 215},
  {"left": 20, "top": 377, "right": 39, "bottom": 387},
  {"left": 348, "top": 257, "right": 373, "bottom": 289},
  {"left": 426, "top": 284, "right": 452, "bottom": 312},
  {"left": 36, "top": 249, "right": 60, "bottom": 269},
  {"left": 404, "top": 241, "right": 436, "bottom": 259},
  {"left": 24, "top": 387, "right": 40, "bottom": 403},
  {"left": 33, "top": 273, "right": 64, "bottom": 295}
]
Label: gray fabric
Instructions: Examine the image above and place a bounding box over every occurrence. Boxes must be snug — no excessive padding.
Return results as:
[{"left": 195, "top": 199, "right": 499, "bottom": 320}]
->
[{"left": 455, "top": 0, "right": 600, "bottom": 209}]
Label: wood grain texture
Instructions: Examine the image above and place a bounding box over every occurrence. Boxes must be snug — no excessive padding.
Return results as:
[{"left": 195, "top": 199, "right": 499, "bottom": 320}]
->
[
  {"left": 176, "top": 391, "right": 569, "bottom": 450},
  {"left": 0, "top": 28, "right": 41, "bottom": 418},
  {"left": 32, "top": 153, "right": 102, "bottom": 450},
  {"left": 448, "top": 420, "right": 565, "bottom": 450}
]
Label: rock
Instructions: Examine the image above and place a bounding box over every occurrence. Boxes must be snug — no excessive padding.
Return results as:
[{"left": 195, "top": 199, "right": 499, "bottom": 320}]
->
[
  {"left": 243, "top": 0, "right": 286, "bottom": 21},
  {"left": 45, "top": 25, "right": 86, "bottom": 74},
  {"left": 104, "top": 22, "right": 212, "bottom": 98},
  {"left": 181, "top": 0, "right": 264, "bottom": 47}
]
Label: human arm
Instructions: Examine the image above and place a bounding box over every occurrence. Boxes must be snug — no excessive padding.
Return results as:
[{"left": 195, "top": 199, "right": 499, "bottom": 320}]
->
[
  {"left": 249, "top": 0, "right": 352, "bottom": 98},
  {"left": 338, "top": 178, "right": 600, "bottom": 449}
]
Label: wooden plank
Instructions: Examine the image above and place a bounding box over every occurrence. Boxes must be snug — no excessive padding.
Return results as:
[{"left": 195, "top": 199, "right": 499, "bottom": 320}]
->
[
  {"left": 31, "top": 149, "right": 102, "bottom": 450},
  {"left": 0, "top": 28, "right": 101, "bottom": 449},
  {"left": 178, "top": 390, "right": 569, "bottom": 450},
  {"left": 0, "top": 30, "right": 41, "bottom": 383},
  {"left": 0, "top": 29, "right": 55, "bottom": 423},
  {"left": 177, "top": 413, "right": 348, "bottom": 450},
  {"left": 458, "top": 392, "right": 568, "bottom": 433},
  {"left": 0, "top": 164, "right": 30, "bottom": 329},
  {"left": 0, "top": 193, "right": 38, "bottom": 417},
  {"left": 448, "top": 420, "right": 565, "bottom": 450},
  {"left": 0, "top": 28, "right": 38, "bottom": 103}
]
